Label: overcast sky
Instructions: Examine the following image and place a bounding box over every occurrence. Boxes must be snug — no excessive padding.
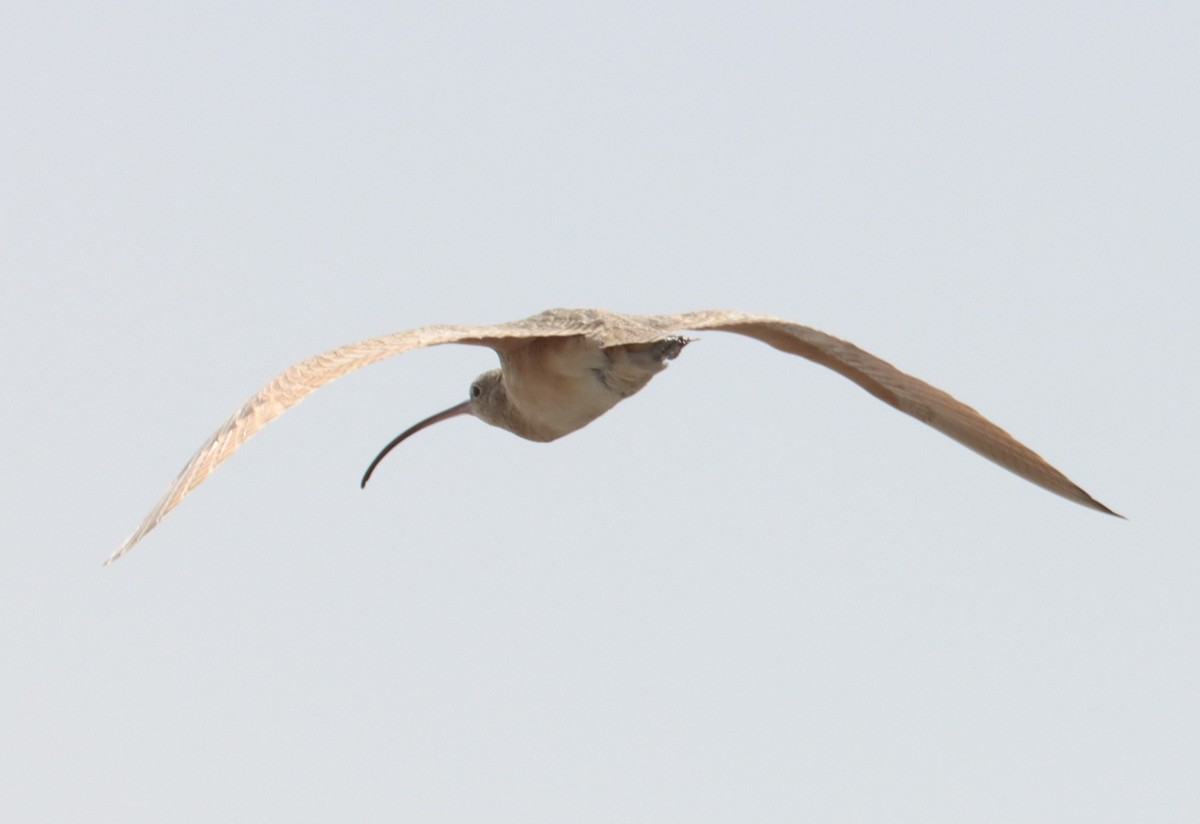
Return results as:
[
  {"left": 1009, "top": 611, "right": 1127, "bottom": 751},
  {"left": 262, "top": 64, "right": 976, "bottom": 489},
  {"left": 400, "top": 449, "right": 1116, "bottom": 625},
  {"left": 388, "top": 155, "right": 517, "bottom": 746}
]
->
[{"left": 3, "top": 1, "right": 1197, "bottom": 821}]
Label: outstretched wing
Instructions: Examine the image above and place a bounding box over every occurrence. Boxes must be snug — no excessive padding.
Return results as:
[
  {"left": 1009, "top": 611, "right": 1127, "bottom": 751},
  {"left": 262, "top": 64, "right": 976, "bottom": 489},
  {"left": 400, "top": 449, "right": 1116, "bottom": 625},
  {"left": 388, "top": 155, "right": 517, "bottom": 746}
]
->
[
  {"left": 107, "top": 312, "right": 606, "bottom": 564},
  {"left": 641, "top": 310, "right": 1120, "bottom": 517}
]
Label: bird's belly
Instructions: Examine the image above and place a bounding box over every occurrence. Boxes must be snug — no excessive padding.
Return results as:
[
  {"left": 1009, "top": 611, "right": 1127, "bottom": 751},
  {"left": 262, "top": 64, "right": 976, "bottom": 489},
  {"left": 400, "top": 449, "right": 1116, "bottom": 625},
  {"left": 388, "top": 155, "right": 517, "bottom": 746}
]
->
[
  {"left": 502, "top": 337, "right": 626, "bottom": 439},
  {"left": 506, "top": 367, "right": 622, "bottom": 439}
]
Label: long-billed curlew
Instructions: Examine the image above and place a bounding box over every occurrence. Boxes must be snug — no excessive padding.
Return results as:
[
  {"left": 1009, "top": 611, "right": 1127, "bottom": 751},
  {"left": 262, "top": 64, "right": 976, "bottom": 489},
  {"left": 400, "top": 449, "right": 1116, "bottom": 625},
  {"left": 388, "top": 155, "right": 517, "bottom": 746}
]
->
[{"left": 107, "top": 308, "right": 1119, "bottom": 563}]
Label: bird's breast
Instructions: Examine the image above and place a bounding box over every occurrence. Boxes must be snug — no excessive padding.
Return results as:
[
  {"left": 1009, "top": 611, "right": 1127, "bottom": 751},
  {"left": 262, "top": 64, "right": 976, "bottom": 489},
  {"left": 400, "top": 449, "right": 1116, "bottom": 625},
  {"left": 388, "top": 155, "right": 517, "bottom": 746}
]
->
[{"left": 501, "top": 337, "right": 631, "bottom": 440}]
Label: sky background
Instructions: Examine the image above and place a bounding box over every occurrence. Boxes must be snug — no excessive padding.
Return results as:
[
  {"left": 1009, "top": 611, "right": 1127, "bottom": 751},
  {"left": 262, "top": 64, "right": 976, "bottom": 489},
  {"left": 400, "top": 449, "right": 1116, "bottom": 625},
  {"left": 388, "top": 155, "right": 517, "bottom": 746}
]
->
[{"left": 3, "top": 1, "right": 1197, "bottom": 821}]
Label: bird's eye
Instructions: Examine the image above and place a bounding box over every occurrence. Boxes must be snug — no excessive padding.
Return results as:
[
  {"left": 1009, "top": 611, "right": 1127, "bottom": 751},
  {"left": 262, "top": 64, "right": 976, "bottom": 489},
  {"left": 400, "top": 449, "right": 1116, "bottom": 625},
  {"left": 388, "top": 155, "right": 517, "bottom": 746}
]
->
[{"left": 470, "top": 383, "right": 482, "bottom": 399}]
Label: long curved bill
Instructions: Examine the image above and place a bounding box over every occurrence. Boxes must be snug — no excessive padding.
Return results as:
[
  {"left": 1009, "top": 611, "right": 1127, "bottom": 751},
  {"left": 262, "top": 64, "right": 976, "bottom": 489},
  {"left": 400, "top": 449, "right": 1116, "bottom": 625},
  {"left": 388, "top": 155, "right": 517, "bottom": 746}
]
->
[{"left": 360, "top": 400, "right": 473, "bottom": 488}]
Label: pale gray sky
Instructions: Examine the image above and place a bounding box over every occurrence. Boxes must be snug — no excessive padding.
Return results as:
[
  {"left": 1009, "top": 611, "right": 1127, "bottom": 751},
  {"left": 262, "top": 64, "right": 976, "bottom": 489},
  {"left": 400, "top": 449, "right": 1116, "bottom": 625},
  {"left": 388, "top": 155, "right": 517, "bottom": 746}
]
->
[{"left": 3, "top": 1, "right": 1197, "bottom": 821}]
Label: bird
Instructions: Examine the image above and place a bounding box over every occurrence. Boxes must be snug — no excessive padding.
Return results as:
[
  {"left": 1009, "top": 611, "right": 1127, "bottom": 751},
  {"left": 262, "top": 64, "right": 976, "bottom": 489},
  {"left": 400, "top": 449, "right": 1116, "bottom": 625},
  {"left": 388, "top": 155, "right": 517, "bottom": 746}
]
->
[{"left": 106, "top": 307, "right": 1119, "bottom": 564}]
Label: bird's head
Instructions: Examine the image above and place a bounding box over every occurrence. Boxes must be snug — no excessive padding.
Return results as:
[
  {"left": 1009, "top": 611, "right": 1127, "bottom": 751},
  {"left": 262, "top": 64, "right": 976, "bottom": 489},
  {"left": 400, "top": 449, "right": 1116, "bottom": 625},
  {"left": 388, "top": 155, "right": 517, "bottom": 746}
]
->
[{"left": 360, "top": 368, "right": 523, "bottom": 487}]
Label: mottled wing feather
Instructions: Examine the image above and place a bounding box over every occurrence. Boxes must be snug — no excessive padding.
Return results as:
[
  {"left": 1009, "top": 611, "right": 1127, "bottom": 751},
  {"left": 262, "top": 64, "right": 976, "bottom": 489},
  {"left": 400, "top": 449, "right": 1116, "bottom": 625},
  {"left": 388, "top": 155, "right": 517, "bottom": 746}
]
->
[
  {"left": 107, "top": 313, "right": 608, "bottom": 563},
  {"left": 643, "top": 310, "right": 1120, "bottom": 517},
  {"left": 514, "top": 307, "right": 674, "bottom": 347}
]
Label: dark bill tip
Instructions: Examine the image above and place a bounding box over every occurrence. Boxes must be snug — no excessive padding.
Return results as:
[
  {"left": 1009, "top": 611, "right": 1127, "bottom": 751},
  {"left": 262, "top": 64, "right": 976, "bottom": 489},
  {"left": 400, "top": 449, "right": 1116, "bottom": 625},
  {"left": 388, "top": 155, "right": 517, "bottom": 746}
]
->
[{"left": 360, "top": 400, "right": 472, "bottom": 488}]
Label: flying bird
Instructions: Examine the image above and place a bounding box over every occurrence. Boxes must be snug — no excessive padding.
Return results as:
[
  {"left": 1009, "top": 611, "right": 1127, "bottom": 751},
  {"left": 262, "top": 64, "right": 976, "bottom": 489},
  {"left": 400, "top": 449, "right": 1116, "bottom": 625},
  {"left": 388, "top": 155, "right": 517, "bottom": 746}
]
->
[{"left": 107, "top": 308, "right": 1119, "bottom": 564}]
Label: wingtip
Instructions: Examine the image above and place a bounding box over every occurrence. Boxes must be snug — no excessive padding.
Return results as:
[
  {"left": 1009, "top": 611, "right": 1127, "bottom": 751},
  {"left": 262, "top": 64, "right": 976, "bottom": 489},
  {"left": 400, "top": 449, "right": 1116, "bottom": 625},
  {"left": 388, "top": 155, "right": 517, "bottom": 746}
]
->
[
  {"left": 103, "top": 534, "right": 139, "bottom": 566},
  {"left": 1084, "top": 494, "right": 1125, "bottom": 520}
]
